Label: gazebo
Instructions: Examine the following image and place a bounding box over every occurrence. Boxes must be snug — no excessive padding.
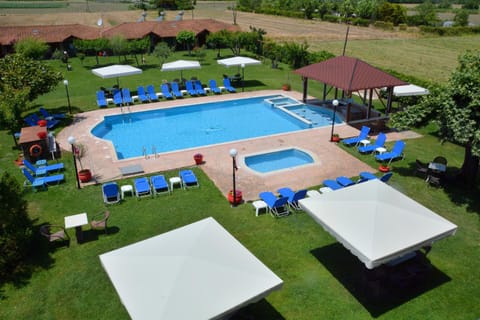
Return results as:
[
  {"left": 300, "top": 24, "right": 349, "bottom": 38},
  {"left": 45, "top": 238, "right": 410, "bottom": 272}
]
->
[{"left": 294, "top": 56, "right": 407, "bottom": 122}]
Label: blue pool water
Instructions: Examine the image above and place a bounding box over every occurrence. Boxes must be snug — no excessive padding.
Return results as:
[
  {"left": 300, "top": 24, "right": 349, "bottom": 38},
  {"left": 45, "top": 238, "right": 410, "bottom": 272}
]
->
[
  {"left": 244, "top": 148, "right": 314, "bottom": 173},
  {"left": 91, "top": 95, "right": 342, "bottom": 159}
]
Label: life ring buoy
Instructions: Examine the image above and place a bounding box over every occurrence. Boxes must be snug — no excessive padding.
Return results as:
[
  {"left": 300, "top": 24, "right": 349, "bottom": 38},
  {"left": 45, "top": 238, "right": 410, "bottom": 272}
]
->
[{"left": 29, "top": 144, "right": 42, "bottom": 157}]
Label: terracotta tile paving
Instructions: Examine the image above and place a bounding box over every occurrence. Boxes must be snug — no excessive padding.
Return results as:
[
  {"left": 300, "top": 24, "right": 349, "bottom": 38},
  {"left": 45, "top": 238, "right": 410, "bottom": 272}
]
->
[{"left": 56, "top": 90, "right": 420, "bottom": 201}]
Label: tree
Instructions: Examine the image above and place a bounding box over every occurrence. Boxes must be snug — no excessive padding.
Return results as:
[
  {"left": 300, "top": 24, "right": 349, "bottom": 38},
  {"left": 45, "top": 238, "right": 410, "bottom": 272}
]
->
[
  {"left": 13, "top": 37, "right": 48, "bottom": 60},
  {"left": 206, "top": 30, "right": 229, "bottom": 57},
  {"left": 176, "top": 30, "right": 196, "bottom": 55},
  {"left": 414, "top": 0, "right": 439, "bottom": 26},
  {"left": 129, "top": 37, "right": 150, "bottom": 66},
  {"left": 390, "top": 51, "right": 480, "bottom": 186},
  {"left": 0, "top": 172, "right": 33, "bottom": 281},
  {"left": 454, "top": 9, "right": 469, "bottom": 27},
  {"left": 152, "top": 42, "right": 173, "bottom": 63},
  {"left": 109, "top": 35, "right": 129, "bottom": 62},
  {"left": 0, "top": 54, "right": 62, "bottom": 141}
]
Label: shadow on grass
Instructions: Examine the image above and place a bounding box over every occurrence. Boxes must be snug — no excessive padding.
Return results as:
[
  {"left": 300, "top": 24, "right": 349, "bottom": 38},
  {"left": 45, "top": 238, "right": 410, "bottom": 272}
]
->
[
  {"left": 230, "top": 298, "right": 285, "bottom": 320},
  {"left": 0, "top": 223, "right": 59, "bottom": 300},
  {"left": 394, "top": 161, "right": 480, "bottom": 215},
  {"left": 80, "top": 226, "right": 119, "bottom": 244},
  {"left": 310, "top": 243, "right": 451, "bottom": 318}
]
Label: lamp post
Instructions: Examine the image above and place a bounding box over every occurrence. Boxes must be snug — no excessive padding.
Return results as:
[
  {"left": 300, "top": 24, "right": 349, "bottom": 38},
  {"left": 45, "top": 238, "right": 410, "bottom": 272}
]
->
[
  {"left": 68, "top": 136, "right": 81, "bottom": 189},
  {"left": 241, "top": 63, "right": 245, "bottom": 92},
  {"left": 63, "top": 79, "right": 72, "bottom": 114},
  {"left": 330, "top": 99, "right": 339, "bottom": 142},
  {"left": 229, "top": 148, "right": 238, "bottom": 207}
]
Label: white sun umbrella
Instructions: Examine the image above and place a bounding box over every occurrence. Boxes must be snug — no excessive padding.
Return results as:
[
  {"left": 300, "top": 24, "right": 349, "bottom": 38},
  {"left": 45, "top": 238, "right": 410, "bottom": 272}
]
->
[
  {"left": 160, "top": 60, "right": 201, "bottom": 81},
  {"left": 91, "top": 64, "right": 143, "bottom": 87},
  {"left": 217, "top": 56, "right": 261, "bottom": 89}
]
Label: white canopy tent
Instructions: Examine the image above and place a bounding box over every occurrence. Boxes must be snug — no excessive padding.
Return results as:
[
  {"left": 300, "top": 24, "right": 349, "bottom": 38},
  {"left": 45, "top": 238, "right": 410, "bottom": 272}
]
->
[
  {"left": 100, "top": 217, "right": 283, "bottom": 320},
  {"left": 393, "top": 84, "right": 430, "bottom": 97},
  {"left": 91, "top": 64, "right": 142, "bottom": 86},
  {"left": 299, "top": 179, "right": 457, "bottom": 269},
  {"left": 217, "top": 56, "right": 262, "bottom": 68},
  {"left": 160, "top": 59, "right": 201, "bottom": 80}
]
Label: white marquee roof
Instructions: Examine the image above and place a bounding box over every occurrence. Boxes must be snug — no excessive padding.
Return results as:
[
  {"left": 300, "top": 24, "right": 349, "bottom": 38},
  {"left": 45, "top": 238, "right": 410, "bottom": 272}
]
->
[
  {"left": 160, "top": 59, "right": 201, "bottom": 71},
  {"left": 99, "top": 217, "right": 283, "bottom": 320},
  {"left": 393, "top": 84, "right": 430, "bottom": 96},
  {"left": 91, "top": 64, "right": 142, "bottom": 79},
  {"left": 299, "top": 179, "right": 457, "bottom": 269}
]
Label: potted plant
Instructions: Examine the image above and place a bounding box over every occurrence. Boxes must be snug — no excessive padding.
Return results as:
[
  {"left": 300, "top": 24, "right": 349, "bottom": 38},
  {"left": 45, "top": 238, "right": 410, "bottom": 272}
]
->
[
  {"left": 74, "top": 143, "right": 92, "bottom": 182},
  {"left": 331, "top": 133, "right": 340, "bottom": 142},
  {"left": 193, "top": 153, "right": 204, "bottom": 165},
  {"left": 228, "top": 190, "right": 243, "bottom": 204},
  {"left": 282, "top": 83, "right": 291, "bottom": 91}
]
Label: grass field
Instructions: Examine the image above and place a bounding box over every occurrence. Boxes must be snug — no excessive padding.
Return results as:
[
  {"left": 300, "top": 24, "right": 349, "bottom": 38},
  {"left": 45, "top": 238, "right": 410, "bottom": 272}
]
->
[{"left": 0, "top": 47, "right": 479, "bottom": 319}]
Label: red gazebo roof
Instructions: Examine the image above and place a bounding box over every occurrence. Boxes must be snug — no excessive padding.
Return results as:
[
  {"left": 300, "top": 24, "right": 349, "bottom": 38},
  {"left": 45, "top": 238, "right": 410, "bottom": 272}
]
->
[{"left": 294, "top": 56, "right": 407, "bottom": 92}]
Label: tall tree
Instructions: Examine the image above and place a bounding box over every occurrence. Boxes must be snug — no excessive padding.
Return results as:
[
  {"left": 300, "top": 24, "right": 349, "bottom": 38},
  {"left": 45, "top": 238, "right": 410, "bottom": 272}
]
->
[
  {"left": 390, "top": 51, "right": 480, "bottom": 186},
  {"left": 0, "top": 54, "right": 62, "bottom": 142},
  {"left": 13, "top": 37, "right": 48, "bottom": 60},
  {"left": 176, "top": 30, "right": 196, "bottom": 55},
  {"left": 0, "top": 172, "right": 33, "bottom": 280}
]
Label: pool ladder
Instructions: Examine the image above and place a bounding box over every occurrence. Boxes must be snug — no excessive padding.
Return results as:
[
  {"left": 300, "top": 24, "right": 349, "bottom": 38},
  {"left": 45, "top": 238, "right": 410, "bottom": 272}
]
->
[{"left": 143, "top": 145, "right": 158, "bottom": 159}]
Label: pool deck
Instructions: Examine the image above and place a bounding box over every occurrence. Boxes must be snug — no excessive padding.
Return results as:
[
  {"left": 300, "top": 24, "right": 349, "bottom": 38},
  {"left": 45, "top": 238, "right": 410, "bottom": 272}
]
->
[{"left": 57, "top": 90, "right": 420, "bottom": 201}]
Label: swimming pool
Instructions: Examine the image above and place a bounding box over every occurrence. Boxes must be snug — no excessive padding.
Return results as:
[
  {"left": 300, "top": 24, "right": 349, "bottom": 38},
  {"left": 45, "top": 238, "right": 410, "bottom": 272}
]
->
[
  {"left": 91, "top": 95, "right": 343, "bottom": 159},
  {"left": 244, "top": 148, "right": 314, "bottom": 173}
]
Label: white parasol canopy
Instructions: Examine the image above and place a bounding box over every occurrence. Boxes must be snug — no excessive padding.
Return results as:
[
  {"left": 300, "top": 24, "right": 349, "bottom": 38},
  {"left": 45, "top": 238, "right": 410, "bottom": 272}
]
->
[
  {"left": 91, "top": 64, "right": 142, "bottom": 86},
  {"left": 99, "top": 217, "right": 283, "bottom": 320},
  {"left": 161, "top": 60, "right": 201, "bottom": 80},
  {"left": 393, "top": 84, "right": 430, "bottom": 97},
  {"left": 299, "top": 179, "right": 457, "bottom": 269},
  {"left": 217, "top": 56, "right": 261, "bottom": 67}
]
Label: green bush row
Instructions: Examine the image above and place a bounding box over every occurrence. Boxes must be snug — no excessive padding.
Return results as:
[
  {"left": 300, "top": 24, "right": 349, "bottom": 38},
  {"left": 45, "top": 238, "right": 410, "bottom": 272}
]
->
[
  {"left": 419, "top": 25, "right": 480, "bottom": 36},
  {"left": 0, "top": 2, "right": 66, "bottom": 8}
]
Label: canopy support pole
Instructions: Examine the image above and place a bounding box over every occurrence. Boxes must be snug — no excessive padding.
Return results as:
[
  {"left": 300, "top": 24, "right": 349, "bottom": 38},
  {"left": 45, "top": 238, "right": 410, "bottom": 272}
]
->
[{"left": 302, "top": 77, "right": 308, "bottom": 103}]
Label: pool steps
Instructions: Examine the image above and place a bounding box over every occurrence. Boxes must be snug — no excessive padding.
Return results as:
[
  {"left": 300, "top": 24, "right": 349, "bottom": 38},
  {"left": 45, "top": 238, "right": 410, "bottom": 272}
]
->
[{"left": 264, "top": 96, "right": 313, "bottom": 127}]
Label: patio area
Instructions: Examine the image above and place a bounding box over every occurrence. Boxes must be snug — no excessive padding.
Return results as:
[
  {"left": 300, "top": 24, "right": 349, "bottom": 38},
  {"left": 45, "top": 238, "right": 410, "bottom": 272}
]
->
[{"left": 56, "top": 90, "right": 417, "bottom": 201}]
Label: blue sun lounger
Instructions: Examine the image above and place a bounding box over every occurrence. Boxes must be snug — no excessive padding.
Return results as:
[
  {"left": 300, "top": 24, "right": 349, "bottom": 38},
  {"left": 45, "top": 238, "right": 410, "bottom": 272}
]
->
[
  {"left": 161, "top": 83, "right": 173, "bottom": 99},
  {"left": 342, "top": 126, "right": 370, "bottom": 146},
  {"left": 336, "top": 176, "right": 355, "bottom": 187},
  {"left": 30, "top": 113, "right": 59, "bottom": 129},
  {"left": 22, "top": 168, "right": 64, "bottom": 191},
  {"left": 322, "top": 179, "right": 344, "bottom": 191},
  {"left": 102, "top": 182, "right": 121, "bottom": 204},
  {"left": 122, "top": 88, "right": 133, "bottom": 105},
  {"left": 358, "top": 132, "right": 387, "bottom": 154},
  {"left": 134, "top": 177, "right": 151, "bottom": 198},
  {"left": 170, "top": 82, "right": 184, "bottom": 98},
  {"left": 375, "top": 140, "right": 406, "bottom": 165},
  {"left": 23, "top": 159, "right": 64, "bottom": 176},
  {"left": 96, "top": 91, "right": 108, "bottom": 108},
  {"left": 185, "top": 80, "right": 198, "bottom": 96},
  {"left": 277, "top": 187, "right": 307, "bottom": 210},
  {"left": 259, "top": 191, "right": 289, "bottom": 217},
  {"left": 223, "top": 78, "right": 236, "bottom": 93},
  {"left": 113, "top": 89, "right": 123, "bottom": 106},
  {"left": 150, "top": 175, "right": 170, "bottom": 195},
  {"left": 146, "top": 85, "right": 159, "bottom": 101},
  {"left": 209, "top": 79, "right": 222, "bottom": 94},
  {"left": 40, "top": 107, "right": 66, "bottom": 119},
  {"left": 179, "top": 170, "right": 199, "bottom": 189},
  {"left": 194, "top": 80, "right": 207, "bottom": 95},
  {"left": 137, "top": 86, "right": 149, "bottom": 103}
]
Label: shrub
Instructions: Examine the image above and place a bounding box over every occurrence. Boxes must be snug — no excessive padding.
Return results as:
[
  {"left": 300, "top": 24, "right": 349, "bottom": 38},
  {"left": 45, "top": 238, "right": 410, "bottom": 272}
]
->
[{"left": 0, "top": 172, "right": 33, "bottom": 280}]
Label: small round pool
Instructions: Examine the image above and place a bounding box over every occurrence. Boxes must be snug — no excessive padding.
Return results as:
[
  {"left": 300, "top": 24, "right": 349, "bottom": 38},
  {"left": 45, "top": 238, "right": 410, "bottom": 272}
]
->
[{"left": 244, "top": 148, "right": 314, "bottom": 173}]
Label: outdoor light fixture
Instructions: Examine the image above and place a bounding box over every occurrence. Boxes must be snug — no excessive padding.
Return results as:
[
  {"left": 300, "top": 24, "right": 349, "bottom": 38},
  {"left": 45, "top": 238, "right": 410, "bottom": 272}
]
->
[
  {"left": 68, "top": 136, "right": 81, "bottom": 189},
  {"left": 330, "top": 99, "right": 339, "bottom": 142},
  {"left": 230, "top": 148, "right": 238, "bottom": 207},
  {"left": 63, "top": 79, "right": 72, "bottom": 114},
  {"left": 241, "top": 63, "right": 245, "bottom": 92}
]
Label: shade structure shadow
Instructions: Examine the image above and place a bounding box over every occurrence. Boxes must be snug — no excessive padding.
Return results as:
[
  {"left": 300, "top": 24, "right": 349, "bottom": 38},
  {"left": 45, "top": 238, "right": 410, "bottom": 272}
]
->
[
  {"left": 310, "top": 243, "right": 451, "bottom": 318},
  {"left": 230, "top": 298, "right": 285, "bottom": 320}
]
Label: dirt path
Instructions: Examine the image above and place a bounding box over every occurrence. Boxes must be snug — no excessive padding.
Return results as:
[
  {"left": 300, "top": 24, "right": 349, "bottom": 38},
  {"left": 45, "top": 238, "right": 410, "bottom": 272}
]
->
[{"left": 0, "top": 0, "right": 417, "bottom": 42}]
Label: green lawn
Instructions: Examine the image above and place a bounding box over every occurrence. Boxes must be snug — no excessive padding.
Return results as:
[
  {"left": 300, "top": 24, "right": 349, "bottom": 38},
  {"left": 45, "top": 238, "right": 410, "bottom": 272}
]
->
[{"left": 0, "top": 49, "right": 479, "bottom": 319}]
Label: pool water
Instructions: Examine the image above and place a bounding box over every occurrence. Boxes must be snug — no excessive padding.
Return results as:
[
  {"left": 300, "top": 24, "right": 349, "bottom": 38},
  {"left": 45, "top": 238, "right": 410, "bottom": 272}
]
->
[
  {"left": 244, "top": 148, "right": 314, "bottom": 173},
  {"left": 92, "top": 95, "right": 342, "bottom": 159}
]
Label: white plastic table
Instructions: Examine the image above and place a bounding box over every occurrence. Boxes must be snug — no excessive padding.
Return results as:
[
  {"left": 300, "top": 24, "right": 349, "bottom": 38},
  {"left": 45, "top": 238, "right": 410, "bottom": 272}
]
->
[
  {"left": 374, "top": 147, "right": 387, "bottom": 155},
  {"left": 252, "top": 200, "right": 268, "bottom": 217},
  {"left": 360, "top": 139, "right": 370, "bottom": 147},
  {"left": 169, "top": 177, "right": 182, "bottom": 190},
  {"left": 65, "top": 213, "right": 88, "bottom": 244},
  {"left": 121, "top": 184, "right": 133, "bottom": 199}
]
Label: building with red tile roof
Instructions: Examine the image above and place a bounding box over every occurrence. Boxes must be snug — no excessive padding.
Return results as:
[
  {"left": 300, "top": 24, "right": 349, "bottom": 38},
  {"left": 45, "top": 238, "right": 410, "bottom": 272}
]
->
[{"left": 0, "top": 19, "right": 239, "bottom": 57}]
